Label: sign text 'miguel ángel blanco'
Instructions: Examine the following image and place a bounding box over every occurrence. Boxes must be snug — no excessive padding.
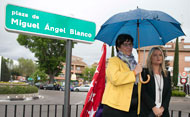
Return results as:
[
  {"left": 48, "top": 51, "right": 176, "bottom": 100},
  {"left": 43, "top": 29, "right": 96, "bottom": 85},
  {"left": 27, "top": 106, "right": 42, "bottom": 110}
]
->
[{"left": 5, "top": 4, "right": 96, "bottom": 43}]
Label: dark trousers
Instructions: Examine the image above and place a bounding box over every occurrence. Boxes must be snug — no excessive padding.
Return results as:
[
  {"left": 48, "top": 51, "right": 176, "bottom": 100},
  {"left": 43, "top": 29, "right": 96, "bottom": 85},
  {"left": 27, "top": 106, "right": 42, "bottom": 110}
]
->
[{"left": 102, "top": 105, "right": 138, "bottom": 117}]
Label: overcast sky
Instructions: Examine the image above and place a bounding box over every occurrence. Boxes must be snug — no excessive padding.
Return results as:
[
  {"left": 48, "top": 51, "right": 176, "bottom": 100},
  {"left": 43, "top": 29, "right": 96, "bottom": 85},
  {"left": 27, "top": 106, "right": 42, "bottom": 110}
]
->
[{"left": 0, "top": 0, "right": 189, "bottom": 65}]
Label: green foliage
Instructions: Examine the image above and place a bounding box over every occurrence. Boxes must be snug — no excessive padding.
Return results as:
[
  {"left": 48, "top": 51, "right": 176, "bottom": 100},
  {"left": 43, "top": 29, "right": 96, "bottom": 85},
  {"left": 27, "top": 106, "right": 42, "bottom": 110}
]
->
[
  {"left": 0, "top": 85, "right": 38, "bottom": 94},
  {"left": 17, "top": 34, "right": 76, "bottom": 83},
  {"left": 2, "top": 57, "right": 19, "bottom": 78},
  {"left": 172, "top": 90, "right": 186, "bottom": 97},
  {"left": 17, "top": 57, "right": 37, "bottom": 77},
  {"left": 82, "top": 66, "right": 96, "bottom": 81},
  {"left": 3, "top": 58, "right": 14, "bottom": 70},
  {"left": 0, "top": 81, "right": 27, "bottom": 85},
  {"left": 30, "top": 69, "right": 48, "bottom": 83},
  {"left": 1, "top": 57, "right": 11, "bottom": 81},
  {"left": 2, "top": 57, "right": 36, "bottom": 80},
  {"left": 3, "top": 58, "right": 20, "bottom": 78},
  {"left": 173, "top": 38, "right": 179, "bottom": 86},
  {"left": 10, "top": 66, "right": 20, "bottom": 78},
  {"left": 0, "top": 86, "right": 11, "bottom": 94}
]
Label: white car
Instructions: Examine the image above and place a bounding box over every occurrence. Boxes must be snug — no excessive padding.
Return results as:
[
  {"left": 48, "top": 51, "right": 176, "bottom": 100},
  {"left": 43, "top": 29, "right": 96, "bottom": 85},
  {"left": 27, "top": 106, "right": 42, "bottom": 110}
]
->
[{"left": 73, "top": 84, "right": 90, "bottom": 92}]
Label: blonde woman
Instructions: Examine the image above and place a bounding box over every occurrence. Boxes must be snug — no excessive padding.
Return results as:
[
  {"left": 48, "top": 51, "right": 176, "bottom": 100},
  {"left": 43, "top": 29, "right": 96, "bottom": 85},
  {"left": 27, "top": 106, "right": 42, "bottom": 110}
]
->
[{"left": 141, "top": 47, "right": 171, "bottom": 117}]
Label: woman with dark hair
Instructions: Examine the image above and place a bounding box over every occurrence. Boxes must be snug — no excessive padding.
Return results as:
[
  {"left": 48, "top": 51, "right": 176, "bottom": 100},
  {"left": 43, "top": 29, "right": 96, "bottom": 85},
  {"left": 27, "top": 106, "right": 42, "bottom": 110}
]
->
[
  {"left": 141, "top": 47, "right": 171, "bottom": 117},
  {"left": 101, "top": 34, "right": 142, "bottom": 117}
]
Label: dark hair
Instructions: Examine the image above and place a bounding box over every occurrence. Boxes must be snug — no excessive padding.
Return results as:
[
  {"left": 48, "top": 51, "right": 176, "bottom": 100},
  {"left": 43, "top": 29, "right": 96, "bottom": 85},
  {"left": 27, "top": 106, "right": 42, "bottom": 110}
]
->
[{"left": 115, "top": 34, "right": 133, "bottom": 52}]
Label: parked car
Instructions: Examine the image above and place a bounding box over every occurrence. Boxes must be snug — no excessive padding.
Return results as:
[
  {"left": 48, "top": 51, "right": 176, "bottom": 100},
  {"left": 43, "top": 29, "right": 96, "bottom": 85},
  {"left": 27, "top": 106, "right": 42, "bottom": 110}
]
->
[
  {"left": 60, "top": 85, "right": 74, "bottom": 91},
  {"left": 73, "top": 84, "right": 90, "bottom": 92},
  {"left": 34, "top": 82, "right": 44, "bottom": 89},
  {"left": 43, "top": 84, "right": 55, "bottom": 90}
]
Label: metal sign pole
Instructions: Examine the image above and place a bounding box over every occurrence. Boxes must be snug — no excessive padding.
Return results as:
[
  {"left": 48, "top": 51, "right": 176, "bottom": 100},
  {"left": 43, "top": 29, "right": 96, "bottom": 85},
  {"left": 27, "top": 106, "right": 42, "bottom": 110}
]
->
[{"left": 64, "top": 40, "right": 72, "bottom": 117}]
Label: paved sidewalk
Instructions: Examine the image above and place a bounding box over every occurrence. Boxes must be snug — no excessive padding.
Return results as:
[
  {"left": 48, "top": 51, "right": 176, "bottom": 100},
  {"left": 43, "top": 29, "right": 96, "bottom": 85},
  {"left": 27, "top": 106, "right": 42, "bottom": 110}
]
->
[
  {"left": 169, "top": 96, "right": 190, "bottom": 115},
  {"left": 0, "top": 93, "right": 40, "bottom": 102}
]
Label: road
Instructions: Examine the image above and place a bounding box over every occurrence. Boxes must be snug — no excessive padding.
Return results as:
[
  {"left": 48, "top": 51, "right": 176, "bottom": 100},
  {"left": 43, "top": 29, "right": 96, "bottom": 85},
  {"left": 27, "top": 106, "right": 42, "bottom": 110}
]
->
[
  {"left": 0, "top": 90, "right": 87, "bottom": 105},
  {"left": 0, "top": 90, "right": 88, "bottom": 117},
  {"left": 0, "top": 90, "right": 190, "bottom": 117}
]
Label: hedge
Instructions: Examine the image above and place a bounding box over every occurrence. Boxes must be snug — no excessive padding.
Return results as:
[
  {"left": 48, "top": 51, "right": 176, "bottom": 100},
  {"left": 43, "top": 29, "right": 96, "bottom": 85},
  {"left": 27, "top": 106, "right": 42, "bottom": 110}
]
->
[
  {"left": 0, "top": 85, "right": 38, "bottom": 94},
  {"left": 172, "top": 90, "right": 186, "bottom": 97}
]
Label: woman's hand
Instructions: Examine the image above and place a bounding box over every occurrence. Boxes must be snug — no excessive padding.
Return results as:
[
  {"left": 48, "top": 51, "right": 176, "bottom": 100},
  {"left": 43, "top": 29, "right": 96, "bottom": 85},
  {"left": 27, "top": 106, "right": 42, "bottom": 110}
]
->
[
  {"left": 134, "top": 63, "right": 142, "bottom": 75},
  {"left": 152, "top": 106, "right": 163, "bottom": 117},
  {"left": 160, "top": 106, "right": 165, "bottom": 115}
]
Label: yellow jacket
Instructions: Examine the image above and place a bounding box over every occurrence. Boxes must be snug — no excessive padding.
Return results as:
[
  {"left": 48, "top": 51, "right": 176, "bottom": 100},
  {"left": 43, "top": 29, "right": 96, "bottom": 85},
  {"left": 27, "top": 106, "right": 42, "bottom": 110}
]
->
[{"left": 102, "top": 57, "right": 141, "bottom": 114}]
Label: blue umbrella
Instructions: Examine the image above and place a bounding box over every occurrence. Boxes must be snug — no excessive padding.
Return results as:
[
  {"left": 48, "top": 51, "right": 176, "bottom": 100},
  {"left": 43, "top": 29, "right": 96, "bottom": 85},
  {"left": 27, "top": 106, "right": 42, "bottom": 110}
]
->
[
  {"left": 95, "top": 8, "right": 185, "bottom": 48},
  {"left": 95, "top": 8, "right": 185, "bottom": 84}
]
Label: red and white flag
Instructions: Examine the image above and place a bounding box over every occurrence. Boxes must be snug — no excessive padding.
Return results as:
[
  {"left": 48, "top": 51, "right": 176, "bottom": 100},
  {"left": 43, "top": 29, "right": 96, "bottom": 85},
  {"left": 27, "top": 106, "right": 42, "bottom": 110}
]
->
[{"left": 80, "top": 44, "right": 106, "bottom": 117}]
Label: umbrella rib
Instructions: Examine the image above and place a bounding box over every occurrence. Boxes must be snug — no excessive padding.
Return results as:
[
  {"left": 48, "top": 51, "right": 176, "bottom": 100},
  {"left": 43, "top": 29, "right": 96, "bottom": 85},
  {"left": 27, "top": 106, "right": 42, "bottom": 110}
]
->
[{"left": 146, "top": 19, "right": 164, "bottom": 43}]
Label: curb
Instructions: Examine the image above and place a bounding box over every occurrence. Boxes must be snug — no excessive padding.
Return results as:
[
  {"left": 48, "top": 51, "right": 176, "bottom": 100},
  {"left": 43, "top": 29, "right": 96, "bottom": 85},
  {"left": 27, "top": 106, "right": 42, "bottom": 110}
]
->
[{"left": 0, "top": 93, "right": 42, "bottom": 101}]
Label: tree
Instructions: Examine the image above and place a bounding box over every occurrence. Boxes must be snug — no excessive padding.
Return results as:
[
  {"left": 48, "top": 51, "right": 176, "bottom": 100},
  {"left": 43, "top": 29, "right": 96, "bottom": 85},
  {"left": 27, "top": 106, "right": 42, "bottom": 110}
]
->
[
  {"left": 82, "top": 66, "right": 96, "bottom": 81},
  {"left": 17, "top": 57, "right": 37, "bottom": 78},
  {"left": 10, "top": 66, "right": 20, "bottom": 80},
  {"left": 173, "top": 38, "right": 179, "bottom": 87},
  {"left": 30, "top": 69, "right": 48, "bottom": 83},
  {"left": 17, "top": 34, "right": 75, "bottom": 83},
  {"left": 4, "top": 58, "right": 14, "bottom": 70},
  {"left": 1, "top": 57, "right": 11, "bottom": 81},
  {"left": 2, "top": 58, "right": 21, "bottom": 80},
  {"left": 2, "top": 57, "right": 36, "bottom": 80}
]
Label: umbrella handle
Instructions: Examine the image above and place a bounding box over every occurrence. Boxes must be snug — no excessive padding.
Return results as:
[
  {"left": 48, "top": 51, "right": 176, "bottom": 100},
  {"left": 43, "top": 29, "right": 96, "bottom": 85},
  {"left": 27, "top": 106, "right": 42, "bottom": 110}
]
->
[
  {"left": 139, "top": 74, "right": 150, "bottom": 84},
  {"left": 137, "top": 19, "right": 150, "bottom": 84}
]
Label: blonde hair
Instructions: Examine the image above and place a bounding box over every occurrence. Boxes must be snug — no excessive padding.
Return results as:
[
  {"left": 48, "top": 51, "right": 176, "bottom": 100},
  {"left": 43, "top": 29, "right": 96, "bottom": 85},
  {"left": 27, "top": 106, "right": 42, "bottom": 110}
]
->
[{"left": 146, "top": 47, "right": 167, "bottom": 77}]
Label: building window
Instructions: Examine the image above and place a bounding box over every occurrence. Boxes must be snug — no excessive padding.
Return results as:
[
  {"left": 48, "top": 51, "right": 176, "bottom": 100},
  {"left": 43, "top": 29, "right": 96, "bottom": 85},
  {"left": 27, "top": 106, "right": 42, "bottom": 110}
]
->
[
  {"left": 184, "top": 67, "right": 190, "bottom": 73},
  {"left": 76, "top": 66, "right": 81, "bottom": 70},
  {"left": 168, "top": 67, "right": 173, "bottom": 72},
  {"left": 184, "top": 45, "right": 190, "bottom": 48},
  {"left": 59, "top": 73, "right": 65, "bottom": 77},
  {"left": 185, "top": 56, "right": 190, "bottom": 62},
  {"left": 165, "top": 56, "right": 173, "bottom": 61},
  {"left": 164, "top": 45, "right": 172, "bottom": 48}
]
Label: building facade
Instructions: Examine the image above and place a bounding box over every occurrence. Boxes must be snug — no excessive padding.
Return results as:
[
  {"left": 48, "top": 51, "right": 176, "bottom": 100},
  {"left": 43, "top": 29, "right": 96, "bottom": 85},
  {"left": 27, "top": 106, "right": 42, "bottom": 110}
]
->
[
  {"left": 55, "top": 56, "right": 87, "bottom": 81},
  {"left": 138, "top": 38, "right": 190, "bottom": 76}
]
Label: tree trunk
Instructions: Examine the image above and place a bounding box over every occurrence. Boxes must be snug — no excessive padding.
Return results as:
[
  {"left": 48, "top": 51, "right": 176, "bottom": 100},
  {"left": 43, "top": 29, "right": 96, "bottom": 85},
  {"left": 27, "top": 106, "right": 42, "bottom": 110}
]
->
[{"left": 49, "top": 74, "right": 55, "bottom": 84}]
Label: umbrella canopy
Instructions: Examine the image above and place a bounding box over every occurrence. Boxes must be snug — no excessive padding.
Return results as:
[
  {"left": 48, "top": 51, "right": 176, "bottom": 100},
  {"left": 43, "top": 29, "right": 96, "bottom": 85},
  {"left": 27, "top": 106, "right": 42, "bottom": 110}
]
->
[
  {"left": 95, "top": 8, "right": 185, "bottom": 48},
  {"left": 95, "top": 8, "right": 185, "bottom": 84}
]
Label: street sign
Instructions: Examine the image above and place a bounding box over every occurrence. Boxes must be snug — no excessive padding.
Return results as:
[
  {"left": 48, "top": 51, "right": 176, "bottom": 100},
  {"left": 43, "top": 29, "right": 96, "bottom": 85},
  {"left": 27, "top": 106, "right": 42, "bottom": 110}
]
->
[
  {"left": 28, "top": 77, "right": 33, "bottom": 81},
  {"left": 181, "top": 72, "right": 187, "bottom": 77},
  {"left": 37, "top": 76, "right": 41, "bottom": 80},
  {"left": 5, "top": 4, "right": 96, "bottom": 43},
  {"left": 180, "top": 78, "right": 187, "bottom": 84}
]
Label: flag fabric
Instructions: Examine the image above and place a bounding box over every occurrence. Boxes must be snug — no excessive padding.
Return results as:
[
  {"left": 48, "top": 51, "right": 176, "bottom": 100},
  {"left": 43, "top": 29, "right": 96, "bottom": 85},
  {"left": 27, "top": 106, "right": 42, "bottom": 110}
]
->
[{"left": 80, "top": 44, "right": 106, "bottom": 117}]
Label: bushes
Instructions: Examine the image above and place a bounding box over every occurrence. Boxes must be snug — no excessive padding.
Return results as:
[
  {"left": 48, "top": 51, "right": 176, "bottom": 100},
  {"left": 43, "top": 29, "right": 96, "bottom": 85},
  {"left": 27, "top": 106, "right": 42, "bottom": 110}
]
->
[
  {"left": 0, "top": 81, "right": 38, "bottom": 94},
  {"left": 0, "top": 81, "right": 27, "bottom": 85},
  {"left": 172, "top": 90, "right": 186, "bottom": 97},
  {"left": 0, "top": 85, "right": 38, "bottom": 94}
]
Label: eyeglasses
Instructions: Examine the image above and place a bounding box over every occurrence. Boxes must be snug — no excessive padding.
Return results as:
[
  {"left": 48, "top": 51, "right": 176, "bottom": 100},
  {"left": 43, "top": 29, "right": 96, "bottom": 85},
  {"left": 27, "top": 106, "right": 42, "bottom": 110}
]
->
[{"left": 122, "top": 43, "right": 133, "bottom": 47}]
